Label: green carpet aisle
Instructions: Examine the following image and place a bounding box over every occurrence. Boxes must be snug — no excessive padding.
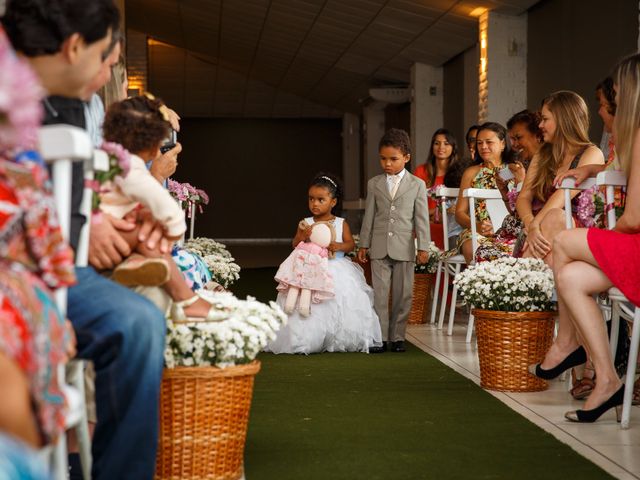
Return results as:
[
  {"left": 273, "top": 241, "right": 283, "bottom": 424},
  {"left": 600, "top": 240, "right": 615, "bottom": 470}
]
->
[
  {"left": 245, "top": 344, "right": 614, "bottom": 480},
  {"left": 233, "top": 268, "right": 613, "bottom": 479}
]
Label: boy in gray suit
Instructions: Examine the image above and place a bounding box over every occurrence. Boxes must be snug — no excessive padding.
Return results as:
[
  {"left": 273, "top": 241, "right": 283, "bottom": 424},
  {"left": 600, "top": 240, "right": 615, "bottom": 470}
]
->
[{"left": 357, "top": 129, "right": 430, "bottom": 353}]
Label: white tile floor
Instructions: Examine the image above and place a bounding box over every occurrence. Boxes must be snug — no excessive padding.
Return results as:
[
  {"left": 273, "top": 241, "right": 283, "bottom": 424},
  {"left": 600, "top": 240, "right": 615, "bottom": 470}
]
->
[{"left": 407, "top": 316, "right": 640, "bottom": 480}]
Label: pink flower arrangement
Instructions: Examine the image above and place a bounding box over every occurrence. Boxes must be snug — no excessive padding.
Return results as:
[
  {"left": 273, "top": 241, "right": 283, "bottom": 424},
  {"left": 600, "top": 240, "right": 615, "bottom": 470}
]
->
[
  {"left": 427, "top": 184, "right": 443, "bottom": 222},
  {"left": 88, "top": 141, "right": 132, "bottom": 212},
  {"left": 506, "top": 188, "right": 519, "bottom": 213},
  {"left": 167, "top": 178, "right": 210, "bottom": 216},
  {"left": 101, "top": 141, "right": 131, "bottom": 177},
  {"left": 0, "top": 30, "right": 44, "bottom": 152},
  {"left": 575, "top": 185, "right": 625, "bottom": 229}
]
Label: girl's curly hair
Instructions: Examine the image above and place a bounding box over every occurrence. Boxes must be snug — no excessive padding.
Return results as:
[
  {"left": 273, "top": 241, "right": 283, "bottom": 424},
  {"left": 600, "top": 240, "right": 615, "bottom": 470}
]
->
[{"left": 102, "top": 95, "right": 170, "bottom": 154}]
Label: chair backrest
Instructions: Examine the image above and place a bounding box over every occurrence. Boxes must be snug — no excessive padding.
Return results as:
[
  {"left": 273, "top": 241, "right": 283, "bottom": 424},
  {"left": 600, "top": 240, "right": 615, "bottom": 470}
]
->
[
  {"left": 462, "top": 188, "right": 509, "bottom": 259},
  {"left": 558, "top": 176, "right": 597, "bottom": 229},
  {"left": 596, "top": 170, "right": 627, "bottom": 230},
  {"left": 437, "top": 187, "right": 459, "bottom": 251},
  {"left": 37, "top": 125, "right": 96, "bottom": 313}
]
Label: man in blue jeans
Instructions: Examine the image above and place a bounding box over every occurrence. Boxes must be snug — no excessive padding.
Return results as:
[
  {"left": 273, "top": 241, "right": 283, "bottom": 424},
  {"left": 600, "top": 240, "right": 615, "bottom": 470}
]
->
[{"left": 3, "top": 1, "right": 167, "bottom": 478}]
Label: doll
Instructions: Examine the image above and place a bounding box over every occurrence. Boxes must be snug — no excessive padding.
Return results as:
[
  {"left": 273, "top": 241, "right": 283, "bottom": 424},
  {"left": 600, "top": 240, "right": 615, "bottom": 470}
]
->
[{"left": 275, "top": 221, "right": 336, "bottom": 317}]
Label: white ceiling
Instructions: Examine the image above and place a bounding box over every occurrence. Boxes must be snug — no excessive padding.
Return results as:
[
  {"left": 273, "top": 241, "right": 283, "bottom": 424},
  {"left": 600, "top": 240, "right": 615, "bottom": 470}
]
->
[{"left": 126, "top": 0, "right": 538, "bottom": 117}]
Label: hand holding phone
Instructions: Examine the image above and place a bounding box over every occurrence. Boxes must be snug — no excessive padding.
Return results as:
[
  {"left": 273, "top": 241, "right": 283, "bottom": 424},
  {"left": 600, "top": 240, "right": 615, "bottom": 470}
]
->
[{"left": 160, "top": 129, "right": 177, "bottom": 154}]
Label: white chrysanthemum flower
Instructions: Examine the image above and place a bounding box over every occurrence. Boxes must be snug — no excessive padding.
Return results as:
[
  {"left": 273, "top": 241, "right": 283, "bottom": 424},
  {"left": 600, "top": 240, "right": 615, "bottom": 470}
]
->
[
  {"left": 453, "top": 257, "right": 555, "bottom": 313},
  {"left": 163, "top": 291, "right": 287, "bottom": 368}
]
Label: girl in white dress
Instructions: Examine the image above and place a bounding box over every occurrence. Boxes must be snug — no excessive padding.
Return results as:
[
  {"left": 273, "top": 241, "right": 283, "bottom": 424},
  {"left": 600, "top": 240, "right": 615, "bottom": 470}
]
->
[{"left": 266, "top": 174, "right": 383, "bottom": 354}]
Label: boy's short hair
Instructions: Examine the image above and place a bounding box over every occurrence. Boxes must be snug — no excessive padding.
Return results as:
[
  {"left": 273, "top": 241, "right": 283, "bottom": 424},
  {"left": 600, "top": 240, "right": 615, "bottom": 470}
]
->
[
  {"left": 378, "top": 128, "right": 411, "bottom": 156},
  {"left": 2, "top": 0, "right": 120, "bottom": 56}
]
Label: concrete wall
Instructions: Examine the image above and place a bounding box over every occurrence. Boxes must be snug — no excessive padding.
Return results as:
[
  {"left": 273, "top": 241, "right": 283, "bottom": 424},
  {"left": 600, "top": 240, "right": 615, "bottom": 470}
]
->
[
  {"left": 528, "top": 0, "right": 638, "bottom": 140},
  {"left": 176, "top": 118, "right": 342, "bottom": 239}
]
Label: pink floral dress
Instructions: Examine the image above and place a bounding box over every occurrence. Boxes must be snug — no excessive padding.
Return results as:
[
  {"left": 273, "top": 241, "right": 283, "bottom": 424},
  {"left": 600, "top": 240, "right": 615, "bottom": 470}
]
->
[
  {"left": 275, "top": 224, "right": 334, "bottom": 304},
  {"left": 0, "top": 158, "right": 76, "bottom": 443}
]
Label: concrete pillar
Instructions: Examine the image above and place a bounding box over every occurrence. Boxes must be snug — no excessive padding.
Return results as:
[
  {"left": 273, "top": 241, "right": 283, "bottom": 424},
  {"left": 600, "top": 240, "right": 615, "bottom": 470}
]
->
[
  {"left": 478, "top": 11, "right": 527, "bottom": 124},
  {"left": 342, "top": 113, "right": 361, "bottom": 201},
  {"left": 411, "top": 63, "right": 443, "bottom": 169},
  {"left": 463, "top": 44, "right": 479, "bottom": 130},
  {"left": 363, "top": 102, "right": 386, "bottom": 182}
]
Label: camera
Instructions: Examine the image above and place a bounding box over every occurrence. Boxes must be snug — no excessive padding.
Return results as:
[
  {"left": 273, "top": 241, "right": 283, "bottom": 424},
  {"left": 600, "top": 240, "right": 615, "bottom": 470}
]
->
[{"left": 160, "top": 129, "right": 177, "bottom": 154}]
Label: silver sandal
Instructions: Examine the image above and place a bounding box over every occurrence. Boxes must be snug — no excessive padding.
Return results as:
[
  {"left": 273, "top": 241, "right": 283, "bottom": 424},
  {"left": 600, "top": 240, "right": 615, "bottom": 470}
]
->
[{"left": 170, "top": 294, "right": 226, "bottom": 323}]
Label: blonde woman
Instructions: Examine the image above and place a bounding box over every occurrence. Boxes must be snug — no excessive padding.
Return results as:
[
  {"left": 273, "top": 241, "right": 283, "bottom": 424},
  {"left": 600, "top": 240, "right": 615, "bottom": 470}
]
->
[
  {"left": 516, "top": 91, "right": 604, "bottom": 266},
  {"left": 530, "top": 54, "right": 640, "bottom": 422}
]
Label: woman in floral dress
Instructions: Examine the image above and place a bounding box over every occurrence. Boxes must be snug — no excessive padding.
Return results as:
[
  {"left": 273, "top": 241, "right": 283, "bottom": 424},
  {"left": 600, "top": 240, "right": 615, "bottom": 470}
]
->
[
  {"left": 0, "top": 27, "right": 75, "bottom": 446},
  {"left": 453, "top": 122, "right": 518, "bottom": 264},
  {"left": 0, "top": 158, "right": 76, "bottom": 445}
]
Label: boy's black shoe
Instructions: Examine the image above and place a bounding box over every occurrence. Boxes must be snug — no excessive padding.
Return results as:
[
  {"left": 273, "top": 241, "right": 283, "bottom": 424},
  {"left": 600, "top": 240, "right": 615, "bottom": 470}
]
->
[
  {"left": 391, "top": 340, "right": 406, "bottom": 352},
  {"left": 369, "top": 341, "right": 388, "bottom": 354},
  {"left": 68, "top": 453, "right": 83, "bottom": 480}
]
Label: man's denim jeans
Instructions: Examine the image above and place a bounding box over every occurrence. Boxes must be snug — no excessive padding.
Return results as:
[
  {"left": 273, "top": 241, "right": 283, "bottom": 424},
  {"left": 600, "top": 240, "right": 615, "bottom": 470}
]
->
[{"left": 67, "top": 267, "right": 165, "bottom": 480}]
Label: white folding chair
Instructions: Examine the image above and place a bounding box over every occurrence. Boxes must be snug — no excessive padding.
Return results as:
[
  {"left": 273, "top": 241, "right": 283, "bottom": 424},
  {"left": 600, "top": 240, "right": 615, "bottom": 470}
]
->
[
  {"left": 454, "top": 188, "right": 509, "bottom": 342},
  {"left": 595, "top": 170, "right": 638, "bottom": 429},
  {"left": 38, "top": 124, "right": 107, "bottom": 479},
  {"left": 429, "top": 187, "right": 462, "bottom": 327}
]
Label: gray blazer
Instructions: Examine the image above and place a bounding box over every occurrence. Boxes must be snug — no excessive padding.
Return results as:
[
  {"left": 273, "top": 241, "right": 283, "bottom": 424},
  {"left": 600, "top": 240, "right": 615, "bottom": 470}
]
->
[{"left": 359, "top": 172, "right": 430, "bottom": 262}]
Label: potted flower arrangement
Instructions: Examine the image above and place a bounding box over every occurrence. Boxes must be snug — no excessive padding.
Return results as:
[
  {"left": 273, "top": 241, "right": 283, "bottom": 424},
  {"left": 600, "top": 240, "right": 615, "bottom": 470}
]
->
[
  {"left": 454, "top": 257, "right": 556, "bottom": 392},
  {"left": 409, "top": 241, "right": 442, "bottom": 324},
  {"left": 183, "top": 237, "right": 241, "bottom": 289},
  {"left": 168, "top": 178, "right": 210, "bottom": 239},
  {"left": 167, "top": 178, "right": 210, "bottom": 213},
  {"left": 576, "top": 185, "right": 625, "bottom": 229},
  {"left": 156, "top": 291, "right": 287, "bottom": 480}
]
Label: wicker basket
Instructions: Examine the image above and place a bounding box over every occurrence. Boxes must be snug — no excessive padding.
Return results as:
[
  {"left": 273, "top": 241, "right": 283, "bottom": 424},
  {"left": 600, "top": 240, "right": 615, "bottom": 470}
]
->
[
  {"left": 155, "top": 361, "right": 261, "bottom": 480},
  {"left": 408, "top": 273, "right": 433, "bottom": 324},
  {"left": 473, "top": 310, "right": 555, "bottom": 392}
]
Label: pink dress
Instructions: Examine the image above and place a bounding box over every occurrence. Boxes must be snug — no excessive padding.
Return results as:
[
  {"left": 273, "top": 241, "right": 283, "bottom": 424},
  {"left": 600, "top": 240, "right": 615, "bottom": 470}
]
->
[
  {"left": 588, "top": 228, "right": 640, "bottom": 307},
  {"left": 275, "top": 240, "right": 334, "bottom": 303}
]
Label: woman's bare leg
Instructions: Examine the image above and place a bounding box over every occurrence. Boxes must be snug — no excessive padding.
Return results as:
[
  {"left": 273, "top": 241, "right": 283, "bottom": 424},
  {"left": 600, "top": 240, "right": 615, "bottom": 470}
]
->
[
  {"left": 461, "top": 239, "right": 473, "bottom": 264},
  {"left": 537, "top": 228, "right": 597, "bottom": 369},
  {"left": 557, "top": 260, "right": 620, "bottom": 410},
  {"left": 0, "top": 352, "right": 40, "bottom": 447}
]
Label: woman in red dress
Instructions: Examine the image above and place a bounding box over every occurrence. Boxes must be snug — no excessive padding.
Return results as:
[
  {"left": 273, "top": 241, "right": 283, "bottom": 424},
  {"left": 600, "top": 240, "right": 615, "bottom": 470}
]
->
[
  {"left": 414, "top": 128, "right": 461, "bottom": 219},
  {"left": 529, "top": 53, "right": 640, "bottom": 423},
  {"left": 414, "top": 128, "right": 462, "bottom": 248}
]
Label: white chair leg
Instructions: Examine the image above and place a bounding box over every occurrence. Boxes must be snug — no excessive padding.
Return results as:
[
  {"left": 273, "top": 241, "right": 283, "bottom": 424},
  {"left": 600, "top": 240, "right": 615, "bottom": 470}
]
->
[
  {"left": 69, "top": 362, "right": 92, "bottom": 480},
  {"left": 609, "top": 302, "right": 620, "bottom": 362},
  {"left": 430, "top": 261, "right": 443, "bottom": 324},
  {"left": 621, "top": 308, "right": 640, "bottom": 429},
  {"left": 51, "top": 433, "right": 68, "bottom": 480},
  {"left": 447, "top": 264, "right": 461, "bottom": 336},
  {"left": 437, "top": 265, "right": 450, "bottom": 330},
  {"left": 465, "top": 310, "right": 475, "bottom": 343}
]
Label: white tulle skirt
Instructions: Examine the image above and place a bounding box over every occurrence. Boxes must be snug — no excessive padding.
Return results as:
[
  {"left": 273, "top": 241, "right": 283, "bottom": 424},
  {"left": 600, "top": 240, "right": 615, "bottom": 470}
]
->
[{"left": 265, "top": 258, "right": 382, "bottom": 354}]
